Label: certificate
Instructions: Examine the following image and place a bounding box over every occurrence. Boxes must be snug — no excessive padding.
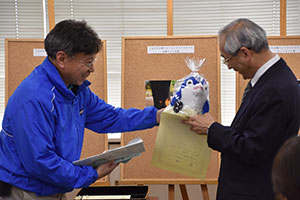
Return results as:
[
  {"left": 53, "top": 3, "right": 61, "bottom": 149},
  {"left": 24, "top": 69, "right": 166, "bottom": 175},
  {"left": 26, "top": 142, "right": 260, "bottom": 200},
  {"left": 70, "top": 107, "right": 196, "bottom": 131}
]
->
[{"left": 152, "top": 112, "right": 211, "bottom": 179}]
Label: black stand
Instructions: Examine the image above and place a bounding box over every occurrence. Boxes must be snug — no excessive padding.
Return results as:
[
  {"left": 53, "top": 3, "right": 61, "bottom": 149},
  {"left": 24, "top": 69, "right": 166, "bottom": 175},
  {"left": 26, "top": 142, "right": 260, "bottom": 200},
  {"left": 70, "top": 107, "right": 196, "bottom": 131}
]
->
[{"left": 75, "top": 185, "right": 149, "bottom": 200}]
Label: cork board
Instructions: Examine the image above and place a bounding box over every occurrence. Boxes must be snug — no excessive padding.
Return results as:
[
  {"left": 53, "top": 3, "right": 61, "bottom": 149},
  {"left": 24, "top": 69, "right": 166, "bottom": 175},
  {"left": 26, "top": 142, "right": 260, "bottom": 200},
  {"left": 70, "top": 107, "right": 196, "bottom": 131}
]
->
[
  {"left": 5, "top": 39, "right": 109, "bottom": 185},
  {"left": 236, "top": 36, "right": 300, "bottom": 109},
  {"left": 120, "top": 36, "right": 221, "bottom": 184}
]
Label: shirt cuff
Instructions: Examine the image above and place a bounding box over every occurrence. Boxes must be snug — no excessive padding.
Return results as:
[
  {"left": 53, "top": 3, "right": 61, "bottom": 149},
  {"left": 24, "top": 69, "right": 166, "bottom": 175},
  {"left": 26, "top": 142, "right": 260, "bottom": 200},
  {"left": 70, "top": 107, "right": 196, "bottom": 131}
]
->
[{"left": 206, "top": 122, "right": 215, "bottom": 135}]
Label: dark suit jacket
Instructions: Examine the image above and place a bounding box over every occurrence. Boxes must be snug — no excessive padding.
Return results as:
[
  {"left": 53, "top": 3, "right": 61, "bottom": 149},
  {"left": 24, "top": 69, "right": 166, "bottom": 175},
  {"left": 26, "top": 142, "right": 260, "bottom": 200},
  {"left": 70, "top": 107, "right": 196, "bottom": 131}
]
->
[{"left": 208, "top": 58, "right": 300, "bottom": 200}]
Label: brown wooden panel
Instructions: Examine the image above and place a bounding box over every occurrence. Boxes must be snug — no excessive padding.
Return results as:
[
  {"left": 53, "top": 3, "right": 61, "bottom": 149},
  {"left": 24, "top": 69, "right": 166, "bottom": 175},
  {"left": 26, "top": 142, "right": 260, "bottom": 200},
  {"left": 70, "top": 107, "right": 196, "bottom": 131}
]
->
[{"left": 120, "top": 36, "right": 221, "bottom": 184}]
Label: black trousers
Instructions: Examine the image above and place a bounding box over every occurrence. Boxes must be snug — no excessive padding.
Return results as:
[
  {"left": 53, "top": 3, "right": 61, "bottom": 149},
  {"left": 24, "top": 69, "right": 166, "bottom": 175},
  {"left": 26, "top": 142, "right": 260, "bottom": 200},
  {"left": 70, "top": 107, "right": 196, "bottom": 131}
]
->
[{"left": 0, "top": 181, "right": 11, "bottom": 197}]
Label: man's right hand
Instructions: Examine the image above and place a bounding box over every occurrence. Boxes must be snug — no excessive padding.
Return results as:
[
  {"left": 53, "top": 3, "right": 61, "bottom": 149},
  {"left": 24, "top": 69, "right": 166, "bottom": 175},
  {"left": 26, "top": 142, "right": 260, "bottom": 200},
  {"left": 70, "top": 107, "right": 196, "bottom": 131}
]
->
[{"left": 95, "top": 160, "right": 119, "bottom": 179}]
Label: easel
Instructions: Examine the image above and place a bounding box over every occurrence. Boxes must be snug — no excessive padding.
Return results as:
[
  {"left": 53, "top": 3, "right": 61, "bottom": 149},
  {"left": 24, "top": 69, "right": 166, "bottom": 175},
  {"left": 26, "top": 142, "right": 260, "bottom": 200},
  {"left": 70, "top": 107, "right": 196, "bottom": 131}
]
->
[
  {"left": 117, "top": 180, "right": 216, "bottom": 200},
  {"left": 168, "top": 184, "right": 209, "bottom": 200}
]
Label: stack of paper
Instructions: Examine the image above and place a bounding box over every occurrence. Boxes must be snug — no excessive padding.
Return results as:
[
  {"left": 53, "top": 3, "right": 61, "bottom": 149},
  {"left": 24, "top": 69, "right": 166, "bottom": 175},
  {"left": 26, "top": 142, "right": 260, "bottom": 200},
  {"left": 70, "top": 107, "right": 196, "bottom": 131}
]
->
[{"left": 73, "top": 137, "right": 145, "bottom": 168}]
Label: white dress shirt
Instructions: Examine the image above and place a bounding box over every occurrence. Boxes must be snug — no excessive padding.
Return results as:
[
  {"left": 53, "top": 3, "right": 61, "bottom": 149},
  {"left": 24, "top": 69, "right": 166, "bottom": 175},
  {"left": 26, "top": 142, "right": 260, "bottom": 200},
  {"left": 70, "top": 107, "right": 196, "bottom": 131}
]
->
[{"left": 250, "top": 54, "right": 280, "bottom": 87}]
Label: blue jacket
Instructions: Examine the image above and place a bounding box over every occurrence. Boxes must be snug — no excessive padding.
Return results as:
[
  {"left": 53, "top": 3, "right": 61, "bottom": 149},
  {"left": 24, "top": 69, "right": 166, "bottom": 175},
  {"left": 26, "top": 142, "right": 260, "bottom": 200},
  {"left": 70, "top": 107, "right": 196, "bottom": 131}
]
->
[{"left": 0, "top": 58, "right": 158, "bottom": 195}]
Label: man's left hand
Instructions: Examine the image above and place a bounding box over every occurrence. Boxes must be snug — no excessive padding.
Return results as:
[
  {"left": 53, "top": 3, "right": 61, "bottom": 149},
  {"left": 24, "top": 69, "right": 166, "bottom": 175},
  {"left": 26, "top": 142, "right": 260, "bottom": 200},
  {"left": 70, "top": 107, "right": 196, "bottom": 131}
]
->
[{"left": 182, "top": 113, "right": 215, "bottom": 135}]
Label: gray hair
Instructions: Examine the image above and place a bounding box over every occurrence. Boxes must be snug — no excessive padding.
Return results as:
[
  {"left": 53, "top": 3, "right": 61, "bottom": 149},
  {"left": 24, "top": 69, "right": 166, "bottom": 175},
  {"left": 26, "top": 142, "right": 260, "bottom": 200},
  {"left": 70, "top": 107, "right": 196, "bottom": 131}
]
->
[{"left": 218, "top": 18, "right": 269, "bottom": 55}]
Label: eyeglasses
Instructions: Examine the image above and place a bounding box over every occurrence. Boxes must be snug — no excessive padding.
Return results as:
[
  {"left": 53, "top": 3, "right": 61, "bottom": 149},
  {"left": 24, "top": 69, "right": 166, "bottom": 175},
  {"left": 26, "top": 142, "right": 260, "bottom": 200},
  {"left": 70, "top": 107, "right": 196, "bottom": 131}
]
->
[
  {"left": 222, "top": 47, "right": 241, "bottom": 65},
  {"left": 222, "top": 55, "right": 234, "bottom": 65},
  {"left": 71, "top": 56, "right": 97, "bottom": 68}
]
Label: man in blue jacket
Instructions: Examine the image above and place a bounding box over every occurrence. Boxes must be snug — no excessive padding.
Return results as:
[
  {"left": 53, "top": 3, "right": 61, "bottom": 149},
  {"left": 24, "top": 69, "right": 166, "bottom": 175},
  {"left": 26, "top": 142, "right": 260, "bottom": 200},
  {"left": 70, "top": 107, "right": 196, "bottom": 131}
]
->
[
  {"left": 0, "top": 20, "right": 162, "bottom": 199},
  {"left": 183, "top": 18, "right": 300, "bottom": 200}
]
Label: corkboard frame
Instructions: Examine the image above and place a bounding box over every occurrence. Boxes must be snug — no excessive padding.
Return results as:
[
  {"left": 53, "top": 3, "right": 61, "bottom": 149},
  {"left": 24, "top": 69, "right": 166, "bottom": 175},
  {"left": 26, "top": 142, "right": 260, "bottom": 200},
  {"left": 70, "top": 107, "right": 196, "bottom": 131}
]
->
[
  {"left": 236, "top": 36, "right": 300, "bottom": 110},
  {"left": 5, "top": 38, "right": 109, "bottom": 185},
  {"left": 120, "top": 35, "right": 221, "bottom": 185}
]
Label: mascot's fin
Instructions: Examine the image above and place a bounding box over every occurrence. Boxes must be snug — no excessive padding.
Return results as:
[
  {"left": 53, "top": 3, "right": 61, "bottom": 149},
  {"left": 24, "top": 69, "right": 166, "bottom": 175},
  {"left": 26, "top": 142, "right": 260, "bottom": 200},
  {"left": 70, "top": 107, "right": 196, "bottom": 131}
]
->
[
  {"left": 170, "top": 90, "right": 182, "bottom": 106},
  {"left": 202, "top": 100, "right": 210, "bottom": 114}
]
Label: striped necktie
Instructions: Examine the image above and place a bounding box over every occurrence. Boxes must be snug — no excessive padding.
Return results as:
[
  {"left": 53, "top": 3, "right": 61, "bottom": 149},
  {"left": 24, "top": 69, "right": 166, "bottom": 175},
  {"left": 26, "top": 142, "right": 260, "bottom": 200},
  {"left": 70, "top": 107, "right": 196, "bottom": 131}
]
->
[{"left": 242, "top": 81, "right": 252, "bottom": 103}]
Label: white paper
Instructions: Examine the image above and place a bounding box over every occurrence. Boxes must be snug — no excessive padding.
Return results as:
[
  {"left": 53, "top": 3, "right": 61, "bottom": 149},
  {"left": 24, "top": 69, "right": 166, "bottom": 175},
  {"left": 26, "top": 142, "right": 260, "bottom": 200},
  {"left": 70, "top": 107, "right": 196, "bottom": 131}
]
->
[
  {"left": 147, "top": 45, "right": 195, "bottom": 54},
  {"left": 73, "top": 137, "right": 145, "bottom": 168},
  {"left": 33, "top": 49, "right": 47, "bottom": 57},
  {"left": 270, "top": 45, "right": 300, "bottom": 53},
  {"left": 75, "top": 195, "right": 131, "bottom": 199}
]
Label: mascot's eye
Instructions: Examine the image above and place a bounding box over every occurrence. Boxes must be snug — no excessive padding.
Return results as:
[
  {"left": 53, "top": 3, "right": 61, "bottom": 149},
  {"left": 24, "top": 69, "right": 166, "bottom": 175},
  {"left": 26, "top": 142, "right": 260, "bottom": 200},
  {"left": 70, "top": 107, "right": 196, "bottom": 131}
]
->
[{"left": 187, "top": 80, "right": 193, "bottom": 85}]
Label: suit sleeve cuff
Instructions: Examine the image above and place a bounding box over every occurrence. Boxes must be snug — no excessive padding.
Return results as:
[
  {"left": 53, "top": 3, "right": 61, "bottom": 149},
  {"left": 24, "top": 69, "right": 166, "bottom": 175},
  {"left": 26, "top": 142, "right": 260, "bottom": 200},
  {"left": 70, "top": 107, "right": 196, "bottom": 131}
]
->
[{"left": 206, "top": 121, "right": 216, "bottom": 135}]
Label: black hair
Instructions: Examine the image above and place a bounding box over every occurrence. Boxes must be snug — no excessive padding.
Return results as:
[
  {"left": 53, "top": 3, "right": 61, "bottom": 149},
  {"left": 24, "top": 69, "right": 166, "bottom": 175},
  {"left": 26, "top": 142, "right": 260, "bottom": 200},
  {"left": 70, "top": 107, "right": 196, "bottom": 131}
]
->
[
  {"left": 44, "top": 19, "right": 101, "bottom": 59},
  {"left": 272, "top": 136, "right": 300, "bottom": 200}
]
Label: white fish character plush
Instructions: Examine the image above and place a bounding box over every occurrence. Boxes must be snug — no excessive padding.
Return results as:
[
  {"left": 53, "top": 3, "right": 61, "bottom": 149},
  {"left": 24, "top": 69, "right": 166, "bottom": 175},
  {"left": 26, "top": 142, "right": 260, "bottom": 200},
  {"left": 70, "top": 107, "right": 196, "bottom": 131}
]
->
[
  {"left": 165, "top": 57, "right": 209, "bottom": 116},
  {"left": 170, "top": 75, "right": 209, "bottom": 115}
]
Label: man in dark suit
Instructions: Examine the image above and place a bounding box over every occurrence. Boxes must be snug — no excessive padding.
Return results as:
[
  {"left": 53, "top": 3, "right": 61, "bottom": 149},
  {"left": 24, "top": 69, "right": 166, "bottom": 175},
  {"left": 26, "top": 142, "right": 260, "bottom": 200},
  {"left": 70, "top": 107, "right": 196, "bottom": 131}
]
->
[{"left": 183, "top": 18, "right": 300, "bottom": 200}]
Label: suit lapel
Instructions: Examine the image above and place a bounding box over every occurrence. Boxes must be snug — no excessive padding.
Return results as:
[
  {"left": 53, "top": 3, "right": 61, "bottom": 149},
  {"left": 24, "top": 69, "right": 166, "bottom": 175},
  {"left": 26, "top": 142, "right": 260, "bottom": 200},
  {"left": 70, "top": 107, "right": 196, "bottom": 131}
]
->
[
  {"left": 231, "top": 58, "right": 284, "bottom": 127},
  {"left": 231, "top": 87, "right": 255, "bottom": 127}
]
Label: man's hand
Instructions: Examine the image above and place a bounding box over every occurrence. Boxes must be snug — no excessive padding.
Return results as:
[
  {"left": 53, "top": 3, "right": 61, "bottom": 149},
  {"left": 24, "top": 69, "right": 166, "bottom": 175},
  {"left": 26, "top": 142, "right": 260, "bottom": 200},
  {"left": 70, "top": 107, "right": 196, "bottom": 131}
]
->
[
  {"left": 95, "top": 160, "right": 119, "bottom": 179},
  {"left": 156, "top": 108, "right": 164, "bottom": 124},
  {"left": 182, "top": 113, "right": 215, "bottom": 135}
]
